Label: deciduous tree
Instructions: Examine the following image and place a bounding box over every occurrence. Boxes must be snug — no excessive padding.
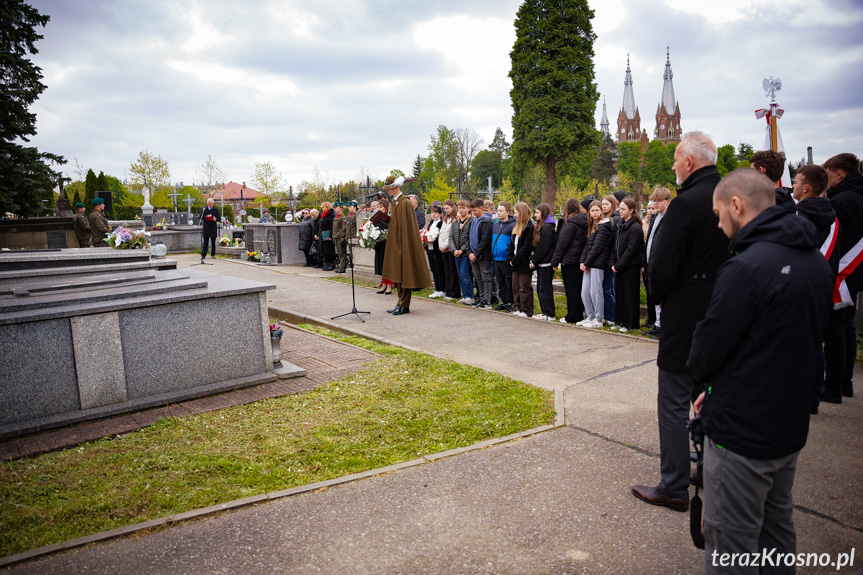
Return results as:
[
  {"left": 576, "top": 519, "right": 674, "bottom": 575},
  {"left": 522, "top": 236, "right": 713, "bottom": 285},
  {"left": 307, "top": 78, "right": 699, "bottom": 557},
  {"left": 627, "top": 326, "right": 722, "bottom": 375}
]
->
[
  {"left": 509, "top": 0, "right": 599, "bottom": 206},
  {"left": 129, "top": 151, "right": 171, "bottom": 194},
  {"left": 250, "top": 161, "right": 284, "bottom": 197},
  {"left": 641, "top": 140, "right": 676, "bottom": 186},
  {"left": 196, "top": 155, "right": 227, "bottom": 188},
  {"left": 616, "top": 141, "right": 642, "bottom": 180}
]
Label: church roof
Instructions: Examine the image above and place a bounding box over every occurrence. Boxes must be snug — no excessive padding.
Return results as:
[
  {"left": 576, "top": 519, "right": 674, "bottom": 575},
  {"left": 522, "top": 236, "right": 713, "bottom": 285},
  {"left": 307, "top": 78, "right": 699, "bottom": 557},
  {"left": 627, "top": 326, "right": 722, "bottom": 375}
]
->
[
  {"left": 621, "top": 54, "right": 637, "bottom": 120},
  {"left": 208, "top": 181, "right": 263, "bottom": 201},
  {"left": 660, "top": 47, "right": 676, "bottom": 114}
]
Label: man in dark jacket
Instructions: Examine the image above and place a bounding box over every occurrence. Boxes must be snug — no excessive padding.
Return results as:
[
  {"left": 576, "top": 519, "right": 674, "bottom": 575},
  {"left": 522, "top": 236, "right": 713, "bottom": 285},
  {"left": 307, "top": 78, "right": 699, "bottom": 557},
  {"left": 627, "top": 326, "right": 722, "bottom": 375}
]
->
[
  {"left": 632, "top": 131, "right": 729, "bottom": 512},
  {"left": 688, "top": 168, "right": 832, "bottom": 572},
  {"left": 750, "top": 149, "right": 793, "bottom": 206},
  {"left": 643, "top": 187, "right": 672, "bottom": 334},
  {"left": 200, "top": 198, "right": 221, "bottom": 263},
  {"left": 822, "top": 153, "right": 863, "bottom": 402},
  {"left": 468, "top": 199, "right": 494, "bottom": 309}
]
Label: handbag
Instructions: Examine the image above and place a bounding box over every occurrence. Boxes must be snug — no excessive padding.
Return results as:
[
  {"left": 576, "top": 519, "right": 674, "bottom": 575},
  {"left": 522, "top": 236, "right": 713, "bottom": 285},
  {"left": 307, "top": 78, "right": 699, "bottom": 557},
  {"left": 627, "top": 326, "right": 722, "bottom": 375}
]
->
[{"left": 309, "top": 242, "right": 318, "bottom": 256}]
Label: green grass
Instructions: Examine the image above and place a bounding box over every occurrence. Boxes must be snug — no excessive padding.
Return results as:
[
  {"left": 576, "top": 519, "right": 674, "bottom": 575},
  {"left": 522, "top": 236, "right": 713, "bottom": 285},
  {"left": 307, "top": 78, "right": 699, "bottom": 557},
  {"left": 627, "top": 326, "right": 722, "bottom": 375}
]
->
[{"left": 0, "top": 327, "right": 554, "bottom": 558}]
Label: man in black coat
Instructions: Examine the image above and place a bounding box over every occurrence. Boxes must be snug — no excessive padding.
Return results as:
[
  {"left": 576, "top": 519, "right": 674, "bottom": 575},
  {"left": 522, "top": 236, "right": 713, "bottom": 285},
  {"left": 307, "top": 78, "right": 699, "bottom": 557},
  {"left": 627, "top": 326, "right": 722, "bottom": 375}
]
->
[
  {"left": 632, "top": 131, "right": 729, "bottom": 512},
  {"left": 822, "top": 153, "right": 863, "bottom": 402},
  {"left": 688, "top": 168, "right": 832, "bottom": 571},
  {"left": 200, "top": 198, "right": 221, "bottom": 263}
]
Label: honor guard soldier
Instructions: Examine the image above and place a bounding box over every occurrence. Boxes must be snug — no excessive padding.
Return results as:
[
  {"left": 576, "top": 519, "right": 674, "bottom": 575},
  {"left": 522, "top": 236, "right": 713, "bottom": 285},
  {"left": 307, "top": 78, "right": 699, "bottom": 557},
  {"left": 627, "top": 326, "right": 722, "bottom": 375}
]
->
[
  {"left": 89, "top": 198, "right": 110, "bottom": 247},
  {"left": 73, "top": 202, "right": 91, "bottom": 247}
]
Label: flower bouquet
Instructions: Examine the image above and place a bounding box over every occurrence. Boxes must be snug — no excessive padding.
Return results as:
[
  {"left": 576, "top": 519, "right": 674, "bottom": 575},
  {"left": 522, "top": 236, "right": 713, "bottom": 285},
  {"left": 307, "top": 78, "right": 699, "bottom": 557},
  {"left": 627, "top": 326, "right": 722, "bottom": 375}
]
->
[
  {"left": 219, "top": 235, "right": 231, "bottom": 246},
  {"left": 107, "top": 226, "right": 150, "bottom": 249},
  {"left": 246, "top": 251, "right": 261, "bottom": 262},
  {"left": 358, "top": 220, "right": 387, "bottom": 249},
  {"left": 269, "top": 323, "right": 284, "bottom": 340},
  {"left": 233, "top": 237, "right": 244, "bottom": 248},
  {"left": 421, "top": 225, "right": 440, "bottom": 245},
  {"left": 152, "top": 218, "right": 168, "bottom": 231}
]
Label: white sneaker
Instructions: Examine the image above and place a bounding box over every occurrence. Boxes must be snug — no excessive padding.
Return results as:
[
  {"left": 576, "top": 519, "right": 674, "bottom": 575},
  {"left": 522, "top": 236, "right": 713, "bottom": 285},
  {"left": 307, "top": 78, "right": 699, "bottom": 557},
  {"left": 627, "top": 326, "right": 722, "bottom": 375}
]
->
[
  {"left": 575, "top": 318, "right": 590, "bottom": 326},
  {"left": 428, "top": 291, "right": 439, "bottom": 298},
  {"left": 618, "top": 327, "right": 628, "bottom": 333},
  {"left": 611, "top": 325, "right": 619, "bottom": 331},
  {"left": 460, "top": 298, "right": 475, "bottom": 305},
  {"left": 604, "top": 320, "right": 615, "bottom": 327},
  {"left": 444, "top": 297, "right": 455, "bottom": 301},
  {"left": 435, "top": 291, "right": 446, "bottom": 298},
  {"left": 585, "top": 319, "right": 602, "bottom": 328},
  {"left": 533, "top": 313, "right": 547, "bottom": 320},
  {"left": 512, "top": 311, "right": 526, "bottom": 317},
  {"left": 559, "top": 318, "right": 568, "bottom": 324}
]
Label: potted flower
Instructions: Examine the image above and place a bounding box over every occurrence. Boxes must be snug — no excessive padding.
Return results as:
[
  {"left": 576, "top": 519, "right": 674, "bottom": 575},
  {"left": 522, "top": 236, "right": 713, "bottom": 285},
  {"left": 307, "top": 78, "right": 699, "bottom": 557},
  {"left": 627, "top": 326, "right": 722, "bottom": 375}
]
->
[
  {"left": 219, "top": 235, "right": 231, "bottom": 247},
  {"left": 106, "top": 226, "right": 151, "bottom": 249},
  {"left": 269, "top": 322, "right": 284, "bottom": 365}
]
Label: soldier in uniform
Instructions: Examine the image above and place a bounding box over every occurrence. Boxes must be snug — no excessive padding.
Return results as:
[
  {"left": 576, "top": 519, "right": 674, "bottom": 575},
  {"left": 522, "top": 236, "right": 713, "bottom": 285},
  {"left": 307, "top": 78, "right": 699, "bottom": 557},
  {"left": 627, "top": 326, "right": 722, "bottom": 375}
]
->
[
  {"left": 381, "top": 176, "right": 431, "bottom": 315},
  {"left": 72, "top": 202, "right": 91, "bottom": 247},
  {"left": 89, "top": 198, "right": 111, "bottom": 247},
  {"left": 343, "top": 200, "right": 359, "bottom": 273},
  {"left": 332, "top": 202, "right": 348, "bottom": 273}
]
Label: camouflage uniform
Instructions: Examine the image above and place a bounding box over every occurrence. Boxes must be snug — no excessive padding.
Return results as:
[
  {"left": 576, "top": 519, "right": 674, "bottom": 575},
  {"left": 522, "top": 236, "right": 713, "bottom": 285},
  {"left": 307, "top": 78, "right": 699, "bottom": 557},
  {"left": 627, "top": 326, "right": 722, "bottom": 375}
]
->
[
  {"left": 73, "top": 212, "right": 92, "bottom": 247},
  {"left": 89, "top": 210, "right": 111, "bottom": 247}
]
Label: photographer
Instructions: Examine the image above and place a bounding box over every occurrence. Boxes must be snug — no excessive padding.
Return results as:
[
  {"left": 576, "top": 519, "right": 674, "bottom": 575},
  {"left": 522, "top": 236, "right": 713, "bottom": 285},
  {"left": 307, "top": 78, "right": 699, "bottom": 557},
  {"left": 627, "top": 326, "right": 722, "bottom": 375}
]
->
[{"left": 688, "top": 169, "right": 832, "bottom": 573}]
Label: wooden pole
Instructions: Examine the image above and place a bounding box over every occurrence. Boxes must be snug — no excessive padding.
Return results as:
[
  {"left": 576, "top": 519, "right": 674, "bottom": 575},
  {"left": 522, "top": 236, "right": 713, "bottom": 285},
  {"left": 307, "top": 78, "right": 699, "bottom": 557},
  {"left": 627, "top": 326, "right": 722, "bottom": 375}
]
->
[{"left": 770, "top": 103, "right": 779, "bottom": 152}]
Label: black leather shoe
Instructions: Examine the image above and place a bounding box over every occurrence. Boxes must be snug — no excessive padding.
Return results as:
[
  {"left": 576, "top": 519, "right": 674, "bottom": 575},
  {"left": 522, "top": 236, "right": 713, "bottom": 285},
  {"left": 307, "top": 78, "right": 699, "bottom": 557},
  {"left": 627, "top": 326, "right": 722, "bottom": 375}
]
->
[
  {"left": 387, "top": 306, "right": 401, "bottom": 314},
  {"left": 689, "top": 469, "right": 703, "bottom": 488},
  {"left": 377, "top": 288, "right": 388, "bottom": 294},
  {"left": 392, "top": 307, "right": 410, "bottom": 315},
  {"left": 843, "top": 385, "right": 854, "bottom": 398},
  {"left": 631, "top": 485, "right": 689, "bottom": 512},
  {"left": 821, "top": 393, "right": 842, "bottom": 404}
]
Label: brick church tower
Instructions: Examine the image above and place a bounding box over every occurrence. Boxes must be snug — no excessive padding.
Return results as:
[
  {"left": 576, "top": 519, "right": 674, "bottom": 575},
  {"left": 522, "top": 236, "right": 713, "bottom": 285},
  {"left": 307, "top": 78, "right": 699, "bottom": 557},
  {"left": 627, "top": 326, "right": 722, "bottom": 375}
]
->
[
  {"left": 617, "top": 55, "right": 650, "bottom": 146},
  {"left": 654, "top": 48, "right": 682, "bottom": 143}
]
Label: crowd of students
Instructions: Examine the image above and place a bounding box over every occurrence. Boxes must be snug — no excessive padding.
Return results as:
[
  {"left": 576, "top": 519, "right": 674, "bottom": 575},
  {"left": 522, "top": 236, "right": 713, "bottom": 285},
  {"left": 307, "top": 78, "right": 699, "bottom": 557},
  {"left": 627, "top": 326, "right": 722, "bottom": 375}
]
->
[{"left": 394, "top": 190, "right": 668, "bottom": 332}]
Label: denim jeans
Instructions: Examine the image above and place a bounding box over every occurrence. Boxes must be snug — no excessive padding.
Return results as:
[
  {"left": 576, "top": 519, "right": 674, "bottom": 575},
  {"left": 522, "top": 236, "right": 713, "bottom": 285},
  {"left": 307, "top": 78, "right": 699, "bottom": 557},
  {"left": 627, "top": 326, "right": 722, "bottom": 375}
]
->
[
  {"left": 602, "top": 267, "right": 615, "bottom": 322},
  {"left": 454, "top": 255, "right": 473, "bottom": 299}
]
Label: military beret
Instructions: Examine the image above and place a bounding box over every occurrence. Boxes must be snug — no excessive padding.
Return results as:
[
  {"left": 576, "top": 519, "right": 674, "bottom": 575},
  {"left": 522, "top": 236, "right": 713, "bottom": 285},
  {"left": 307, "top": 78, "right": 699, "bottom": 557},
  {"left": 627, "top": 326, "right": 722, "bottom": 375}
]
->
[
  {"left": 334, "top": 202, "right": 344, "bottom": 207},
  {"left": 74, "top": 203, "right": 85, "bottom": 208},
  {"left": 92, "top": 198, "right": 104, "bottom": 206},
  {"left": 348, "top": 201, "right": 358, "bottom": 207}
]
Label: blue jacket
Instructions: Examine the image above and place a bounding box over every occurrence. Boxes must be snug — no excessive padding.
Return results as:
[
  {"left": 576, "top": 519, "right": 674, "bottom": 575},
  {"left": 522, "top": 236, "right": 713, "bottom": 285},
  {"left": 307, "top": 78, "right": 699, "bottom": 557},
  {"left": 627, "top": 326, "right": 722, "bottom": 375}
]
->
[{"left": 491, "top": 218, "right": 515, "bottom": 261}]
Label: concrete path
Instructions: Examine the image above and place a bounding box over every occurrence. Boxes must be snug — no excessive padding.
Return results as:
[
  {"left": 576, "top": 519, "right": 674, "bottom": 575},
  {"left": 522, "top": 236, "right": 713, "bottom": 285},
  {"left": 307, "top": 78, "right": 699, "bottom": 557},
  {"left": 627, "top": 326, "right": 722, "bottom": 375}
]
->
[{"left": 10, "top": 256, "right": 863, "bottom": 574}]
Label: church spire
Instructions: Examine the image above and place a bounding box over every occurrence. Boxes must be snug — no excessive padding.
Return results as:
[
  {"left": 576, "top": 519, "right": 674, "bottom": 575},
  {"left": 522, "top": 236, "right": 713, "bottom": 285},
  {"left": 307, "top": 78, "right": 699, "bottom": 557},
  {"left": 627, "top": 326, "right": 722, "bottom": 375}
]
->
[
  {"left": 621, "top": 54, "right": 637, "bottom": 120},
  {"left": 600, "top": 97, "right": 609, "bottom": 134},
  {"left": 660, "top": 46, "right": 676, "bottom": 114}
]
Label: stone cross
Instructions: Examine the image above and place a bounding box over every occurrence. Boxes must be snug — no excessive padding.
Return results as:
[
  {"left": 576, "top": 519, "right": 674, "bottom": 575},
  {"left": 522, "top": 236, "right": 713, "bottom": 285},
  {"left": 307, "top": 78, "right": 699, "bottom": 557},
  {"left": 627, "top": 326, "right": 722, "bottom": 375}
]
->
[
  {"left": 167, "top": 188, "right": 181, "bottom": 213},
  {"left": 183, "top": 193, "right": 194, "bottom": 217}
]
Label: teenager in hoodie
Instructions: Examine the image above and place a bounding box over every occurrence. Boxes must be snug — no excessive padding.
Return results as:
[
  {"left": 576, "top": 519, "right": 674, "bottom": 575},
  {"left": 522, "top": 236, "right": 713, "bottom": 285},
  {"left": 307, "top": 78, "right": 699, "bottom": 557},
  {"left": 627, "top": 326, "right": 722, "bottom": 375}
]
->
[
  {"left": 794, "top": 164, "right": 840, "bottom": 414},
  {"left": 611, "top": 198, "right": 644, "bottom": 332},
  {"left": 450, "top": 199, "right": 475, "bottom": 304},
  {"left": 551, "top": 198, "right": 588, "bottom": 324},
  {"left": 578, "top": 200, "right": 614, "bottom": 328},
  {"left": 531, "top": 203, "right": 557, "bottom": 321},
  {"left": 491, "top": 201, "right": 516, "bottom": 311},
  {"left": 468, "top": 198, "right": 494, "bottom": 308}
]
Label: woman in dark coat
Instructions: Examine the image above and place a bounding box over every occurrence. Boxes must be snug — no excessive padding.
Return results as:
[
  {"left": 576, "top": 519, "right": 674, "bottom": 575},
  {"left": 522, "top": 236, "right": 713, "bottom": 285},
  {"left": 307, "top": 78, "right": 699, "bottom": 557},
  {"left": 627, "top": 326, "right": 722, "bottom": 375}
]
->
[
  {"left": 318, "top": 202, "right": 335, "bottom": 271},
  {"left": 508, "top": 202, "right": 536, "bottom": 317},
  {"left": 611, "top": 198, "right": 644, "bottom": 331},
  {"left": 552, "top": 198, "right": 588, "bottom": 324},
  {"left": 530, "top": 203, "right": 557, "bottom": 321},
  {"left": 371, "top": 198, "right": 392, "bottom": 294},
  {"left": 298, "top": 210, "right": 315, "bottom": 266}
]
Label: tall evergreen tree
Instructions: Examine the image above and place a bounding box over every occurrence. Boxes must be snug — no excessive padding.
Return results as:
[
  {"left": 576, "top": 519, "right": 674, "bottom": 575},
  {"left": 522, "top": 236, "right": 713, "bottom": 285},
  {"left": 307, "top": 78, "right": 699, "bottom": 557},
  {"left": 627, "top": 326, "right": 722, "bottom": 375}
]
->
[
  {"left": 84, "top": 168, "right": 97, "bottom": 207},
  {"left": 509, "top": 0, "right": 599, "bottom": 206},
  {"left": 0, "top": 1, "right": 65, "bottom": 217}
]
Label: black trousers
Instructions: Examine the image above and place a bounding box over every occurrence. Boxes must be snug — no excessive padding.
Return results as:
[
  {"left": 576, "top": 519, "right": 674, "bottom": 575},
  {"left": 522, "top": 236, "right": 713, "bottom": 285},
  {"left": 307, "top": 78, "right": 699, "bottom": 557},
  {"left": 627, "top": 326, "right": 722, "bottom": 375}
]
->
[
  {"left": 427, "top": 248, "right": 445, "bottom": 292},
  {"left": 201, "top": 236, "right": 216, "bottom": 258},
  {"left": 536, "top": 266, "right": 555, "bottom": 318},
  {"left": 643, "top": 268, "right": 656, "bottom": 324},
  {"left": 614, "top": 265, "right": 641, "bottom": 329},
  {"left": 494, "top": 260, "right": 513, "bottom": 305},
  {"left": 561, "top": 264, "right": 585, "bottom": 323},
  {"left": 824, "top": 300, "right": 857, "bottom": 398},
  {"left": 441, "top": 251, "right": 460, "bottom": 298}
]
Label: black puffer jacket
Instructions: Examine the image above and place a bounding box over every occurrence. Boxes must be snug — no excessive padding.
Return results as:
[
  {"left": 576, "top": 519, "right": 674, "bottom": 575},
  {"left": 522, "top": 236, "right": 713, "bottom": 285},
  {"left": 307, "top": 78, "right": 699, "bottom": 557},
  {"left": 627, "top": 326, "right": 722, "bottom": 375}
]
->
[
  {"left": 580, "top": 219, "right": 614, "bottom": 269},
  {"left": 612, "top": 217, "right": 644, "bottom": 270},
  {"left": 796, "top": 197, "right": 840, "bottom": 280},
  {"left": 688, "top": 205, "right": 832, "bottom": 460},
  {"left": 551, "top": 213, "right": 588, "bottom": 267},
  {"left": 508, "top": 220, "right": 535, "bottom": 274},
  {"left": 530, "top": 222, "right": 556, "bottom": 266}
]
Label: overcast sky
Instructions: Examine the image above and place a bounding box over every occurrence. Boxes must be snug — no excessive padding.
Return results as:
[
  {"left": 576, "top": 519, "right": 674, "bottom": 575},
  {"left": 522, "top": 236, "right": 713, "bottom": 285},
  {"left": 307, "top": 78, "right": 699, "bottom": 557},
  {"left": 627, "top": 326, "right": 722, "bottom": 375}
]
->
[{"left": 26, "top": 0, "right": 863, "bottom": 191}]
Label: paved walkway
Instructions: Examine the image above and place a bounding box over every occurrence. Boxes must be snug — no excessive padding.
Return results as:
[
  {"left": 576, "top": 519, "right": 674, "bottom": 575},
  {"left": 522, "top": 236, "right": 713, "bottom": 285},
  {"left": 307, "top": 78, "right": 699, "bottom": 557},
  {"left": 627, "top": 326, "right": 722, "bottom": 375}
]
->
[{"left": 8, "top": 256, "right": 863, "bottom": 574}]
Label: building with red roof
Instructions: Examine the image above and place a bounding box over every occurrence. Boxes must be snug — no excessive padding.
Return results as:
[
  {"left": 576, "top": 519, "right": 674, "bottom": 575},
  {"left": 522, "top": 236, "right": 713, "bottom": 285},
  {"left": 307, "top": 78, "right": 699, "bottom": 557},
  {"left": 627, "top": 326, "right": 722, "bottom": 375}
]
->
[{"left": 207, "top": 181, "right": 265, "bottom": 213}]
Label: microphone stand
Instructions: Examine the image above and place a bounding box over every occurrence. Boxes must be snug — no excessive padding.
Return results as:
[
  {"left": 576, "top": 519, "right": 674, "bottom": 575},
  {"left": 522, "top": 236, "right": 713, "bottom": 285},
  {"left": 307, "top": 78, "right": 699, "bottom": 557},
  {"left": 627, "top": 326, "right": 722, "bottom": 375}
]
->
[{"left": 330, "top": 197, "right": 377, "bottom": 322}]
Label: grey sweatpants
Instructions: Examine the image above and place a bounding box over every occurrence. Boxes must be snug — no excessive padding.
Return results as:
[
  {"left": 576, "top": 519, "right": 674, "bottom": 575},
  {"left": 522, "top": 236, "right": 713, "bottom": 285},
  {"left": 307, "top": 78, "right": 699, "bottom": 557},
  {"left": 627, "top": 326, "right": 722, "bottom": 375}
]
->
[
  {"left": 581, "top": 267, "right": 604, "bottom": 320},
  {"left": 704, "top": 439, "right": 799, "bottom": 575}
]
